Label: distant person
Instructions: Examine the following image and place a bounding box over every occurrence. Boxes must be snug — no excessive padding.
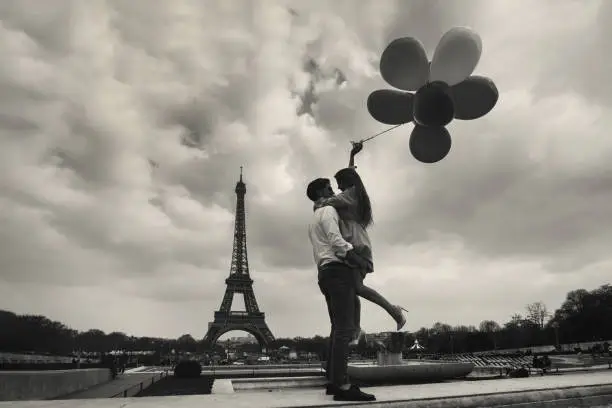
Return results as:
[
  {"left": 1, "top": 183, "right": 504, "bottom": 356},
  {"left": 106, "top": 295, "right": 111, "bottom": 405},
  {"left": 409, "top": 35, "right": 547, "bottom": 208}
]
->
[
  {"left": 315, "top": 142, "right": 407, "bottom": 344},
  {"left": 307, "top": 177, "right": 376, "bottom": 402},
  {"left": 542, "top": 355, "right": 551, "bottom": 372}
]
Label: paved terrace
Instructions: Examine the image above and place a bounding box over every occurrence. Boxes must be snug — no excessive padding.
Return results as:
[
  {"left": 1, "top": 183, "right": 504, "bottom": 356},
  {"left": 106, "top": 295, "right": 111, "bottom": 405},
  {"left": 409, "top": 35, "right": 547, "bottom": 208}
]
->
[
  {"left": 2, "top": 370, "right": 612, "bottom": 408},
  {"left": 58, "top": 373, "right": 165, "bottom": 399}
]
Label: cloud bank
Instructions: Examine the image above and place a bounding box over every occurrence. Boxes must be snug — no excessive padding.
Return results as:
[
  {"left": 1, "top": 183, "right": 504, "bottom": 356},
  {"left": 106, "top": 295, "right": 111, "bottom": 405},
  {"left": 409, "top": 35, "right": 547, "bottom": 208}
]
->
[{"left": 0, "top": 0, "right": 610, "bottom": 339}]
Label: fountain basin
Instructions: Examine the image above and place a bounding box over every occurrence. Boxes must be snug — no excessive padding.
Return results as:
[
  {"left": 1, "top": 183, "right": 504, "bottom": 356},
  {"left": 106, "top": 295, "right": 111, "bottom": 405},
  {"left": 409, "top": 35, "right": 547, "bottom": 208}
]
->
[{"left": 348, "top": 360, "right": 475, "bottom": 384}]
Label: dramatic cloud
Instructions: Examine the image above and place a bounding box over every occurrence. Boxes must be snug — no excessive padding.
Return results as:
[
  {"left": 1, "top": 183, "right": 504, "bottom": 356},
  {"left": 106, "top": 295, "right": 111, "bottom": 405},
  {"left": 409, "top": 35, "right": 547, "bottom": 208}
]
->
[{"left": 0, "top": 0, "right": 610, "bottom": 340}]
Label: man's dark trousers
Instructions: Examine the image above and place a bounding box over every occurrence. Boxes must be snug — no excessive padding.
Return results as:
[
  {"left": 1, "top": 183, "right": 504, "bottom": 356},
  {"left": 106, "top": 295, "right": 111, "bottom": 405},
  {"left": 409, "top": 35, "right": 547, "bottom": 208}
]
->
[{"left": 318, "top": 261, "right": 356, "bottom": 387}]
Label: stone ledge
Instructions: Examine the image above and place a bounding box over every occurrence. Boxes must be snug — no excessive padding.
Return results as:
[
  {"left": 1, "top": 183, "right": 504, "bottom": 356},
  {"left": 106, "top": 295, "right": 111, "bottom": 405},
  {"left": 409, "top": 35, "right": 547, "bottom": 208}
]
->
[
  {"left": 377, "top": 384, "right": 612, "bottom": 408},
  {"left": 2, "top": 370, "right": 611, "bottom": 408},
  {"left": 232, "top": 376, "right": 326, "bottom": 391}
]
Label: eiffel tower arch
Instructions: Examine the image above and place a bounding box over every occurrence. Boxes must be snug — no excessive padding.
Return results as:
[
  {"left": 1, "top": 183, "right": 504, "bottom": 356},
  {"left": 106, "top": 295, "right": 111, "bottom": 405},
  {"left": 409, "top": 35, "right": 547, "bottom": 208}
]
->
[{"left": 202, "top": 168, "right": 275, "bottom": 350}]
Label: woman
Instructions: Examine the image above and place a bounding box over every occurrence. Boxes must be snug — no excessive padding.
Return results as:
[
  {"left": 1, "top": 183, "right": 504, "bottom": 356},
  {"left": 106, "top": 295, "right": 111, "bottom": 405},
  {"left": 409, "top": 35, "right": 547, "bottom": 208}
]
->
[{"left": 315, "top": 142, "right": 407, "bottom": 344}]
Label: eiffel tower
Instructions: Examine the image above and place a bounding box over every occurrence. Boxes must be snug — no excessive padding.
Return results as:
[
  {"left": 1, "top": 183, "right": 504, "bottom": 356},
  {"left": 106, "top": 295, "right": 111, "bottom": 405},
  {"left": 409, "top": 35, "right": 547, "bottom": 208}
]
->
[{"left": 202, "top": 167, "right": 275, "bottom": 350}]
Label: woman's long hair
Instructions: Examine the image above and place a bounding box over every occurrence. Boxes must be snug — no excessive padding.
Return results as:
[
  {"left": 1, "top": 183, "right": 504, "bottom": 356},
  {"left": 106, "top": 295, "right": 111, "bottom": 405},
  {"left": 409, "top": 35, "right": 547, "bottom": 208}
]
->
[{"left": 334, "top": 168, "right": 373, "bottom": 229}]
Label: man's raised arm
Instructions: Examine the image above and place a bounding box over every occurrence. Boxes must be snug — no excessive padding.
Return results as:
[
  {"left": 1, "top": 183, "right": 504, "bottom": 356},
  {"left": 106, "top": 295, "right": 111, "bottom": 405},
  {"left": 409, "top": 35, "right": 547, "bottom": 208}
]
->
[{"left": 318, "top": 206, "right": 353, "bottom": 258}]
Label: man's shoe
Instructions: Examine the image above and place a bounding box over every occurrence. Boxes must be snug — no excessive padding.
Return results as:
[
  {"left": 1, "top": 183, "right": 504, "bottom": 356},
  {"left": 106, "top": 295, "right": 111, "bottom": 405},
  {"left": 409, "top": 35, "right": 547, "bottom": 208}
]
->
[
  {"left": 325, "top": 384, "right": 337, "bottom": 395},
  {"left": 333, "top": 385, "right": 376, "bottom": 401}
]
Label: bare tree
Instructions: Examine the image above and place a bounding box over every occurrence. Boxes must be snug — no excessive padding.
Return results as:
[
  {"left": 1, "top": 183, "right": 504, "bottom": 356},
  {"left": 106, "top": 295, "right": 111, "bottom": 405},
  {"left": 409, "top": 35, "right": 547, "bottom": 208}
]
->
[
  {"left": 430, "top": 322, "right": 453, "bottom": 336},
  {"left": 453, "top": 325, "right": 477, "bottom": 333},
  {"left": 478, "top": 320, "right": 501, "bottom": 333},
  {"left": 525, "top": 301, "right": 549, "bottom": 329},
  {"left": 504, "top": 313, "right": 524, "bottom": 329},
  {"left": 479, "top": 320, "right": 501, "bottom": 350}
]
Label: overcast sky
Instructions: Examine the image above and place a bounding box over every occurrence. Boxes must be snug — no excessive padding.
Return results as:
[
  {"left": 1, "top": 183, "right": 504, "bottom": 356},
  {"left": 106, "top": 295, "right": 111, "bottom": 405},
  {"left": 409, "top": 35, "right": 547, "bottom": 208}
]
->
[{"left": 1, "top": 0, "right": 611, "bottom": 341}]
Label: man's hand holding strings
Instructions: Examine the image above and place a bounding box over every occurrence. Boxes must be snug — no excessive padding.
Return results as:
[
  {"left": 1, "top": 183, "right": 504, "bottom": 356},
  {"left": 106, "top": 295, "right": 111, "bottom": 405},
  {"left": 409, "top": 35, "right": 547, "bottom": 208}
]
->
[
  {"left": 349, "top": 141, "right": 363, "bottom": 169},
  {"left": 350, "top": 141, "right": 364, "bottom": 157}
]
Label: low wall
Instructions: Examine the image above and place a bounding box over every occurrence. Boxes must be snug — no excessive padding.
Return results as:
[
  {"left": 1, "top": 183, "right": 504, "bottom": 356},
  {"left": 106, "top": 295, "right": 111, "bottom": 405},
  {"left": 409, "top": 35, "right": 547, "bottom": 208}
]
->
[
  {"left": 0, "top": 368, "right": 111, "bottom": 401},
  {"left": 231, "top": 376, "right": 326, "bottom": 391},
  {"left": 206, "top": 363, "right": 321, "bottom": 370},
  {"left": 472, "top": 366, "right": 507, "bottom": 376}
]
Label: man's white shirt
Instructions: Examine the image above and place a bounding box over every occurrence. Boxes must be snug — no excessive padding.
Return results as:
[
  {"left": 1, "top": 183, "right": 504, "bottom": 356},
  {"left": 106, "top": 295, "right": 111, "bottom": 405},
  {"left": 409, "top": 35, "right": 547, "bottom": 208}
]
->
[{"left": 308, "top": 206, "right": 354, "bottom": 269}]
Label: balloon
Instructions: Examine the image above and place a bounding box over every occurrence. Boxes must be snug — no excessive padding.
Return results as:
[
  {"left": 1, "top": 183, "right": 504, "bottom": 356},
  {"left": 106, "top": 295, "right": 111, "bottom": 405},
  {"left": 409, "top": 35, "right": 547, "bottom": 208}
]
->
[
  {"left": 366, "top": 28, "right": 497, "bottom": 164},
  {"left": 430, "top": 27, "right": 482, "bottom": 86},
  {"left": 380, "top": 37, "right": 429, "bottom": 91},
  {"left": 409, "top": 126, "right": 452, "bottom": 163},
  {"left": 367, "top": 89, "right": 414, "bottom": 125},
  {"left": 413, "top": 81, "right": 454, "bottom": 127},
  {"left": 451, "top": 76, "right": 499, "bottom": 120}
]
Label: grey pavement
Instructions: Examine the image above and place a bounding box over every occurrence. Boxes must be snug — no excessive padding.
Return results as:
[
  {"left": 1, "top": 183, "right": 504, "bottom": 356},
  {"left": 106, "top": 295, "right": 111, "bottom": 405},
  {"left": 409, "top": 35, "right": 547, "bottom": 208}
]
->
[{"left": 58, "top": 373, "right": 164, "bottom": 399}]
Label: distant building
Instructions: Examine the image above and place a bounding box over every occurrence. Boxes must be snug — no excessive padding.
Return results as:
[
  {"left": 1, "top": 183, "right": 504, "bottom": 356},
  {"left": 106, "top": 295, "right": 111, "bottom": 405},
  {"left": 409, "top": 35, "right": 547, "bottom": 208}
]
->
[{"left": 228, "top": 335, "right": 257, "bottom": 344}]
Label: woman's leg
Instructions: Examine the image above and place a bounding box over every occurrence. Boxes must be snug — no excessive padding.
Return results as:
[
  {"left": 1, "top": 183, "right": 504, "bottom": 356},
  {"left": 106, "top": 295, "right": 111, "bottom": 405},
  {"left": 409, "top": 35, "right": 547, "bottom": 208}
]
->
[
  {"left": 355, "top": 278, "right": 406, "bottom": 330},
  {"left": 349, "top": 270, "right": 364, "bottom": 345},
  {"left": 352, "top": 297, "right": 362, "bottom": 340}
]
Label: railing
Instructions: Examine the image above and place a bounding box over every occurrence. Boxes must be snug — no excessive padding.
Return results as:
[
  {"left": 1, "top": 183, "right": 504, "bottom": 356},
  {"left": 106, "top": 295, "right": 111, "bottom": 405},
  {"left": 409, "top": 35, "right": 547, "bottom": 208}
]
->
[
  {"left": 110, "top": 370, "right": 169, "bottom": 398},
  {"left": 472, "top": 356, "right": 612, "bottom": 378},
  {"left": 213, "top": 311, "right": 265, "bottom": 320}
]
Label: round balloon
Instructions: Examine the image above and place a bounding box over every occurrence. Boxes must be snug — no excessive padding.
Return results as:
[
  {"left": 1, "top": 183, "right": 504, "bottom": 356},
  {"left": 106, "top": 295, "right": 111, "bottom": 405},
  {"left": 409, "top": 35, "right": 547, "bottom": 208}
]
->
[
  {"left": 413, "top": 81, "right": 454, "bottom": 127},
  {"left": 367, "top": 89, "right": 414, "bottom": 125},
  {"left": 409, "top": 126, "right": 452, "bottom": 163},
  {"left": 451, "top": 76, "right": 499, "bottom": 120},
  {"left": 380, "top": 37, "right": 429, "bottom": 91},
  {"left": 429, "top": 27, "right": 482, "bottom": 86}
]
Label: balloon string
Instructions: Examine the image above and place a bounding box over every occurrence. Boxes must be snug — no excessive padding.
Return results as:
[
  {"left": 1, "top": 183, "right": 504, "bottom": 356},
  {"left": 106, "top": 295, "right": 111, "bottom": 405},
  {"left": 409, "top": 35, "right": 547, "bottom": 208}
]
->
[{"left": 353, "top": 124, "right": 404, "bottom": 145}]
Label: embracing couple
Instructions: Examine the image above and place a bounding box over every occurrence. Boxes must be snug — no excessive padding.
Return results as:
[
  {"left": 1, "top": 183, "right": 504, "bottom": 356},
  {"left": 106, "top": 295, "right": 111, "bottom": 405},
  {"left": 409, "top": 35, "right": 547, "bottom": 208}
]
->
[{"left": 306, "top": 142, "right": 407, "bottom": 402}]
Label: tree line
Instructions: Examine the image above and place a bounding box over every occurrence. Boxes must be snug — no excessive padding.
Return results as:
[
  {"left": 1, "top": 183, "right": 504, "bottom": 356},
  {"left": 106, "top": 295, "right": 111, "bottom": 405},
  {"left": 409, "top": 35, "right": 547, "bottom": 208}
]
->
[{"left": 1, "top": 284, "right": 610, "bottom": 356}]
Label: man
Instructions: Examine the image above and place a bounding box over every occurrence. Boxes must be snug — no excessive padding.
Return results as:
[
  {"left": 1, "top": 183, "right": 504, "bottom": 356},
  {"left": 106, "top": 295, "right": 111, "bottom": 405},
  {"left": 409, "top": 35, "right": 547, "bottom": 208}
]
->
[{"left": 307, "top": 178, "right": 376, "bottom": 402}]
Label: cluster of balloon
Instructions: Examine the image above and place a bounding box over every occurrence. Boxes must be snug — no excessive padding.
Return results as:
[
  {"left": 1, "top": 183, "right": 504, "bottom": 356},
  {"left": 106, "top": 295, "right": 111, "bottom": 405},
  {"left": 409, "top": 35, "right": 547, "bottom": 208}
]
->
[{"left": 367, "top": 27, "right": 499, "bottom": 163}]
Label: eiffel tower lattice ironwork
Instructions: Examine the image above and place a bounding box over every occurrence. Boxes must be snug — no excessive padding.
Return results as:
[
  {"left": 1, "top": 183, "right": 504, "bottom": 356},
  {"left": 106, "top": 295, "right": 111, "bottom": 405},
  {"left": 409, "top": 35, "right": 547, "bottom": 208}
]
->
[{"left": 202, "top": 167, "right": 275, "bottom": 349}]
